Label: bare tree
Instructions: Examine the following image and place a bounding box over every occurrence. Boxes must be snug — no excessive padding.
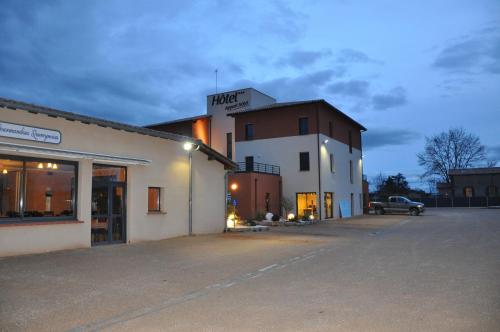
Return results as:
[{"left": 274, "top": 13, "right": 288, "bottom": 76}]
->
[{"left": 417, "top": 128, "right": 486, "bottom": 183}]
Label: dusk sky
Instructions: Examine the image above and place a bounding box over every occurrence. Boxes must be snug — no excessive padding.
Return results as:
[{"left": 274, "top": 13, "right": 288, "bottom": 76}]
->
[{"left": 1, "top": 0, "right": 499, "bottom": 189}]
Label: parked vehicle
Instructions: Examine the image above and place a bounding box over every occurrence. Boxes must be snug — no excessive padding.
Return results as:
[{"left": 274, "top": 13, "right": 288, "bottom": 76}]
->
[{"left": 369, "top": 196, "right": 425, "bottom": 216}]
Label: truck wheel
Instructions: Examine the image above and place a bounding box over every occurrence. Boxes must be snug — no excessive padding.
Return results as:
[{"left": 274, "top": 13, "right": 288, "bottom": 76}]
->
[
  {"left": 375, "top": 207, "right": 384, "bottom": 215},
  {"left": 410, "top": 208, "right": 419, "bottom": 216}
]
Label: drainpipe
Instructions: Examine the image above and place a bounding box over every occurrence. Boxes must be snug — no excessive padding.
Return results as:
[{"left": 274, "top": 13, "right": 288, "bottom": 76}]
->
[{"left": 316, "top": 104, "right": 322, "bottom": 221}]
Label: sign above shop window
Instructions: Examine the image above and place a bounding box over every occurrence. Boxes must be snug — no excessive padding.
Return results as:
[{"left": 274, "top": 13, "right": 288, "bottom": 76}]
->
[{"left": 0, "top": 121, "right": 61, "bottom": 144}]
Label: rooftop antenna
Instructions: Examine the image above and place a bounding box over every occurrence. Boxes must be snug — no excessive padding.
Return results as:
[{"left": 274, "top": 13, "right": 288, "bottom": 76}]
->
[{"left": 215, "top": 69, "right": 218, "bottom": 93}]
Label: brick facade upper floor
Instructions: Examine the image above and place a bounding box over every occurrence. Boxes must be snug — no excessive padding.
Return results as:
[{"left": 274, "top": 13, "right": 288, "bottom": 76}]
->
[{"left": 230, "top": 100, "right": 366, "bottom": 151}]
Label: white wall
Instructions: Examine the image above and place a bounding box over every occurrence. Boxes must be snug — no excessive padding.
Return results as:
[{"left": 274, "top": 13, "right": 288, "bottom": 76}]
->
[
  {"left": 235, "top": 133, "right": 363, "bottom": 219},
  {"left": 0, "top": 107, "right": 227, "bottom": 256}
]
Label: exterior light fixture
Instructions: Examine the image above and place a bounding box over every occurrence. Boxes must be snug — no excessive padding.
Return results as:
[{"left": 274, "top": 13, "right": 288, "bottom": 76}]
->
[
  {"left": 323, "top": 139, "right": 329, "bottom": 144},
  {"left": 230, "top": 183, "right": 238, "bottom": 191},
  {"left": 2, "top": 169, "right": 7, "bottom": 174},
  {"left": 183, "top": 142, "right": 193, "bottom": 151},
  {"left": 37, "top": 163, "right": 43, "bottom": 169},
  {"left": 52, "top": 164, "right": 58, "bottom": 170},
  {"left": 47, "top": 163, "right": 52, "bottom": 168},
  {"left": 287, "top": 213, "right": 295, "bottom": 220},
  {"left": 309, "top": 214, "right": 314, "bottom": 220}
]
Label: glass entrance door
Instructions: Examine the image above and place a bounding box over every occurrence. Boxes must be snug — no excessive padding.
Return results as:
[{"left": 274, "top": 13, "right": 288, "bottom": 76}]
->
[
  {"left": 91, "top": 183, "right": 125, "bottom": 244},
  {"left": 91, "top": 164, "right": 126, "bottom": 245},
  {"left": 324, "top": 192, "right": 333, "bottom": 219}
]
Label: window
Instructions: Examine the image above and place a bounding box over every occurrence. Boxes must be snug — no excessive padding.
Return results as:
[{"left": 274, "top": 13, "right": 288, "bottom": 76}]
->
[
  {"left": 464, "top": 187, "right": 474, "bottom": 198},
  {"left": 0, "top": 155, "right": 77, "bottom": 222},
  {"left": 330, "top": 153, "right": 335, "bottom": 173},
  {"left": 329, "top": 121, "right": 333, "bottom": 137},
  {"left": 245, "top": 124, "right": 254, "bottom": 141},
  {"left": 226, "top": 132, "right": 232, "bottom": 159},
  {"left": 359, "top": 193, "right": 363, "bottom": 210},
  {"left": 348, "top": 130, "right": 353, "bottom": 153},
  {"left": 245, "top": 156, "right": 254, "bottom": 172},
  {"left": 298, "top": 117, "right": 309, "bottom": 135},
  {"left": 349, "top": 160, "right": 353, "bottom": 184},
  {"left": 296, "top": 192, "right": 317, "bottom": 218},
  {"left": 148, "top": 187, "right": 161, "bottom": 212},
  {"left": 299, "top": 152, "right": 310, "bottom": 171}
]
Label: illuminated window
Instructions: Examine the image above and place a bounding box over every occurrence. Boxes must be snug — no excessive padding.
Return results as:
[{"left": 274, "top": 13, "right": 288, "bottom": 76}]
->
[
  {"left": 296, "top": 192, "right": 317, "bottom": 218},
  {"left": 148, "top": 187, "right": 161, "bottom": 212},
  {"left": 0, "top": 156, "right": 77, "bottom": 222}
]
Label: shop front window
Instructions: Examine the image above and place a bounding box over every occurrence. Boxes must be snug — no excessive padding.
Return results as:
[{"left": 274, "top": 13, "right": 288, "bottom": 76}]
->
[
  {"left": 0, "top": 155, "right": 77, "bottom": 222},
  {"left": 296, "top": 192, "right": 317, "bottom": 218}
]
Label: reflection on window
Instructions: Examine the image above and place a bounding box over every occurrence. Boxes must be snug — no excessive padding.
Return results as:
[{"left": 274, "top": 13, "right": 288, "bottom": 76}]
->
[
  {"left": 296, "top": 192, "right": 317, "bottom": 218},
  {"left": 92, "top": 165, "right": 126, "bottom": 182},
  {"left": 0, "top": 156, "right": 76, "bottom": 221},
  {"left": 0, "top": 159, "right": 23, "bottom": 218}
]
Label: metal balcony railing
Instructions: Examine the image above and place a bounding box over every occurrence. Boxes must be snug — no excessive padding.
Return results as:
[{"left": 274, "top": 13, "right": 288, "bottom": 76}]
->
[{"left": 236, "top": 162, "right": 280, "bottom": 175}]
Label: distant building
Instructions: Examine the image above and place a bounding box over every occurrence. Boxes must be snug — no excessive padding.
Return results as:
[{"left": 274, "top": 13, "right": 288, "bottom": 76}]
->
[{"left": 437, "top": 167, "right": 500, "bottom": 197}]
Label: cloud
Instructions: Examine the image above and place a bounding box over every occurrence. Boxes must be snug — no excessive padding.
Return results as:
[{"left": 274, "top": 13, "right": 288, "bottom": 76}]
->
[
  {"left": 231, "top": 69, "right": 335, "bottom": 101},
  {"left": 488, "top": 145, "right": 500, "bottom": 159},
  {"left": 432, "top": 29, "right": 500, "bottom": 75},
  {"left": 277, "top": 50, "right": 331, "bottom": 69},
  {"left": 336, "top": 49, "right": 382, "bottom": 64},
  {"left": 372, "top": 86, "right": 407, "bottom": 110},
  {"left": 326, "top": 80, "right": 370, "bottom": 97},
  {"left": 363, "top": 129, "right": 420, "bottom": 150}
]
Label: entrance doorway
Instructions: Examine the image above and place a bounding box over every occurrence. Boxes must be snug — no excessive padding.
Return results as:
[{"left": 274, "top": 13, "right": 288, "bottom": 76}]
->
[
  {"left": 91, "top": 165, "right": 126, "bottom": 245},
  {"left": 324, "top": 192, "right": 334, "bottom": 219}
]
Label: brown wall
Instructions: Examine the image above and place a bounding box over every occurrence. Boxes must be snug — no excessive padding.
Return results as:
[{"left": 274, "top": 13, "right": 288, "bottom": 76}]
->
[
  {"left": 234, "top": 102, "right": 363, "bottom": 150},
  {"left": 148, "top": 118, "right": 211, "bottom": 145},
  {"left": 318, "top": 104, "right": 362, "bottom": 150},
  {"left": 228, "top": 172, "right": 282, "bottom": 220}
]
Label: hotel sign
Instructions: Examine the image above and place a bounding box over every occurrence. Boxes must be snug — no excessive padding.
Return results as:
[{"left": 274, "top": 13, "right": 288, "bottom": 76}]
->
[
  {"left": 209, "top": 89, "right": 250, "bottom": 113},
  {"left": 0, "top": 121, "right": 61, "bottom": 144}
]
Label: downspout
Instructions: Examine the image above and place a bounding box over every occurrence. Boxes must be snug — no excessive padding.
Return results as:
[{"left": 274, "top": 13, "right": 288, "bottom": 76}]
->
[{"left": 316, "top": 104, "right": 322, "bottom": 220}]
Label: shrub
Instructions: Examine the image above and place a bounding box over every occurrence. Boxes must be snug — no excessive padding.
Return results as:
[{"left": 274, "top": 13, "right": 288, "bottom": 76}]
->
[
  {"left": 271, "top": 214, "right": 280, "bottom": 222},
  {"left": 254, "top": 210, "right": 266, "bottom": 221}
]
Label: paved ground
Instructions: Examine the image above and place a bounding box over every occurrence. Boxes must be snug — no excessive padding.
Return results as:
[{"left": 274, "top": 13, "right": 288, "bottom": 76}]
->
[{"left": 1, "top": 208, "right": 500, "bottom": 331}]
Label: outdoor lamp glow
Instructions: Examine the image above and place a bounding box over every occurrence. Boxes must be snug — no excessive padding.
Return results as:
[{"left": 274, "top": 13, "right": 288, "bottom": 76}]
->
[
  {"left": 323, "top": 139, "right": 329, "bottom": 144},
  {"left": 230, "top": 183, "right": 238, "bottom": 191},
  {"left": 183, "top": 142, "right": 194, "bottom": 151},
  {"left": 2, "top": 169, "right": 7, "bottom": 174},
  {"left": 287, "top": 213, "right": 295, "bottom": 220},
  {"left": 309, "top": 214, "right": 314, "bottom": 220}
]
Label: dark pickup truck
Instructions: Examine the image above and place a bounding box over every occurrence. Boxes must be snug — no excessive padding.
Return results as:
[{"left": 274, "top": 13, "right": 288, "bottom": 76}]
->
[{"left": 369, "top": 196, "right": 425, "bottom": 216}]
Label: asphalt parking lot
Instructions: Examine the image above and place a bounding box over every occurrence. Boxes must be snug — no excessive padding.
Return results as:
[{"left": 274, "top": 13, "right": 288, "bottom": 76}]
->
[{"left": 1, "top": 208, "right": 500, "bottom": 331}]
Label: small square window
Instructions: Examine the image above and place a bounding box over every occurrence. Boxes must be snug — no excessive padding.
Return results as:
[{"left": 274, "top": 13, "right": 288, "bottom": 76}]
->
[{"left": 148, "top": 187, "right": 161, "bottom": 212}]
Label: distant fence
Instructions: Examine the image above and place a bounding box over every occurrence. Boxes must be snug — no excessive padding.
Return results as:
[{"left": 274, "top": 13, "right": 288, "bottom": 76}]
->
[{"left": 420, "top": 196, "right": 500, "bottom": 208}]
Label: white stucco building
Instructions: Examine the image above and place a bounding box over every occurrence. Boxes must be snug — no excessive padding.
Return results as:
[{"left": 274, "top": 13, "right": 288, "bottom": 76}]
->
[{"left": 0, "top": 97, "right": 235, "bottom": 256}]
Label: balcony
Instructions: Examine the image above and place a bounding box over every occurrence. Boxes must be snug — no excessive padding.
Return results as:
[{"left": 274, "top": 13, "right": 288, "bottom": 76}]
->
[{"left": 236, "top": 162, "right": 280, "bottom": 175}]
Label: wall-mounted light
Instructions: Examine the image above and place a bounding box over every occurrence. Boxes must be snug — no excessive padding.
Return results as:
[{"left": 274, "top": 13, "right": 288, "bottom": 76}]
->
[
  {"left": 323, "top": 139, "right": 329, "bottom": 144},
  {"left": 37, "top": 163, "right": 43, "bottom": 169},
  {"left": 2, "top": 169, "right": 7, "bottom": 174},
  {"left": 230, "top": 183, "right": 238, "bottom": 191},
  {"left": 47, "top": 163, "right": 52, "bottom": 168},
  {"left": 52, "top": 163, "right": 58, "bottom": 170}
]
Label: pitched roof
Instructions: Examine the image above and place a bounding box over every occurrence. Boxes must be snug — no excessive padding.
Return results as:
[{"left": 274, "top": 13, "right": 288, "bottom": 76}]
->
[
  {"left": 228, "top": 99, "right": 367, "bottom": 131},
  {"left": 0, "top": 97, "right": 236, "bottom": 169}
]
